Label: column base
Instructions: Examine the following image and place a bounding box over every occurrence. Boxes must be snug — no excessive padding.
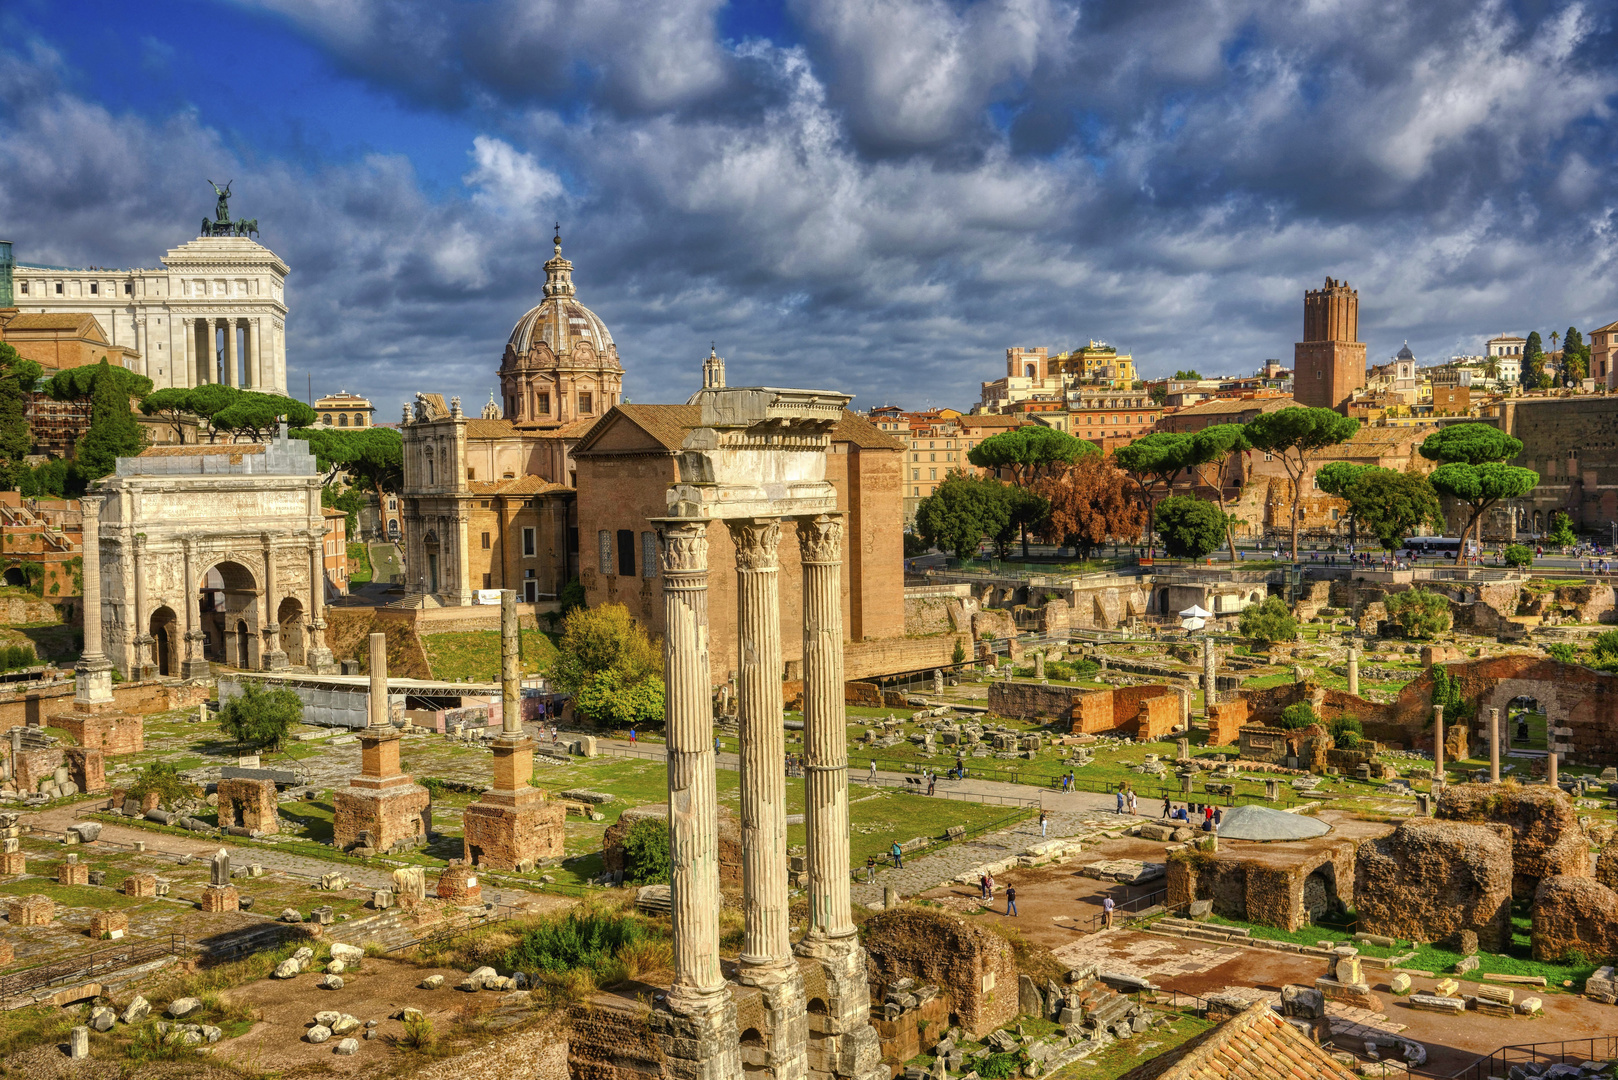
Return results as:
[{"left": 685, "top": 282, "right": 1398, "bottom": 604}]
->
[
  {"left": 73, "top": 657, "right": 115, "bottom": 706},
  {"left": 308, "top": 648, "right": 336, "bottom": 675},
  {"left": 262, "top": 649, "right": 288, "bottom": 671},
  {"left": 793, "top": 944, "right": 884, "bottom": 1080},
  {"left": 182, "top": 660, "right": 212, "bottom": 679},
  {"left": 734, "top": 964, "right": 808, "bottom": 1080},
  {"left": 652, "top": 988, "right": 742, "bottom": 1080}
]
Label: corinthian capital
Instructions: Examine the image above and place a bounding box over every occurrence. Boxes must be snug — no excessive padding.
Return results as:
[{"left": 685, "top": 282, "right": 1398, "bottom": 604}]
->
[
  {"left": 657, "top": 520, "right": 710, "bottom": 575},
  {"left": 727, "top": 518, "right": 781, "bottom": 571},
  {"left": 795, "top": 514, "right": 844, "bottom": 564}
]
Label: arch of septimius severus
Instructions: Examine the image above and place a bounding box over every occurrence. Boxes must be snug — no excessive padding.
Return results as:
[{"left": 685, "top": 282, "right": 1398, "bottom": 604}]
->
[
  {"left": 88, "top": 428, "right": 335, "bottom": 681},
  {"left": 649, "top": 385, "right": 884, "bottom": 1080}
]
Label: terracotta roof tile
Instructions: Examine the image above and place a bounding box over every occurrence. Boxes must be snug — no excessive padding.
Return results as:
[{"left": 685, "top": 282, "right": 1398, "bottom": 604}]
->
[
  {"left": 1115, "top": 1003, "right": 1357, "bottom": 1080},
  {"left": 138, "top": 443, "right": 266, "bottom": 459},
  {"left": 466, "top": 476, "right": 571, "bottom": 496},
  {"left": 464, "top": 418, "right": 517, "bottom": 439},
  {"left": 3, "top": 313, "right": 101, "bottom": 332},
  {"left": 1173, "top": 397, "right": 1297, "bottom": 416}
]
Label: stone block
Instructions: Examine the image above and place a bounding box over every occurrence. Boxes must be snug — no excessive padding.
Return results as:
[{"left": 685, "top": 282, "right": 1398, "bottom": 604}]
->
[
  {"left": 437, "top": 862, "right": 482, "bottom": 905},
  {"left": 122, "top": 874, "right": 157, "bottom": 898},
  {"left": 0, "top": 851, "right": 25, "bottom": 876},
  {"left": 68, "top": 1026, "right": 88, "bottom": 1059},
  {"left": 1408, "top": 993, "right": 1466, "bottom": 1015},
  {"left": 58, "top": 860, "right": 89, "bottom": 886},
  {"left": 200, "top": 885, "right": 239, "bottom": 913},
  {"left": 1389, "top": 974, "right": 1411, "bottom": 995},
  {"left": 7, "top": 894, "right": 52, "bottom": 926},
  {"left": 1354, "top": 819, "right": 1513, "bottom": 951},
  {"left": 1531, "top": 876, "right": 1618, "bottom": 963},
  {"left": 216, "top": 778, "right": 280, "bottom": 835},
  {"left": 89, "top": 910, "right": 129, "bottom": 940}
]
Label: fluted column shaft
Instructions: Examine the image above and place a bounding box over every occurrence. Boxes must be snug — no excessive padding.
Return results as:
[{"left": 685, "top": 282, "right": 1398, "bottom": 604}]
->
[
  {"left": 1433, "top": 704, "right": 1445, "bottom": 791},
  {"left": 797, "top": 514, "right": 854, "bottom": 944},
  {"left": 204, "top": 318, "right": 216, "bottom": 384},
  {"left": 131, "top": 534, "right": 149, "bottom": 672},
  {"left": 225, "top": 317, "right": 239, "bottom": 387},
  {"left": 657, "top": 521, "right": 726, "bottom": 1011},
  {"left": 247, "top": 319, "right": 261, "bottom": 388},
  {"left": 730, "top": 518, "right": 792, "bottom": 981},
  {"left": 79, "top": 495, "right": 105, "bottom": 663},
  {"left": 1489, "top": 707, "right": 1501, "bottom": 783}
]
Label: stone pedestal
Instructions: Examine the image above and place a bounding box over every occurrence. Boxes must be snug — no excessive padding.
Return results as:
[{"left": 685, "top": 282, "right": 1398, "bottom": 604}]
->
[
  {"left": 200, "top": 885, "right": 240, "bottom": 912},
  {"left": 8, "top": 894, "right": 53, "bottom": 926},
  {"left": 122, "top": 874, "right": 157, "bottom": 897},
  {"left": 217, "top": 777, "right": 280, "bottom": 834},
  {"left": 436, "top": 862, "right": 481, "bottom": 905},
  {"left": 0, "top": 851, "right": 24, "bottom": 876},
  {"left": 333, "top": 726, "right": 431, "bottom": 854},
  {"left": 58, "top": 858, "right": 88, "bottom": 886},
  {"left": 650, "top": 994, "right": 744, "bottom": 1080},
  {"left": 90, "top": 910, "right": 129, "bottom": 940},
  {"left": 50, "top": 701, "right": 142, "bottom": 759},
  {"left": 463, "top": 737, "right": 566, "bottom": 870}
]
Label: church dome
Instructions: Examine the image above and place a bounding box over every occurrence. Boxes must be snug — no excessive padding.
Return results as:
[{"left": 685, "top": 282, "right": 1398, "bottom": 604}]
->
[
  {"left": 505, "top": 229, "right": 618, "bottom": 363},
  {"left": 1396, "top": 342, "right": 1415, "bottom": 361}
]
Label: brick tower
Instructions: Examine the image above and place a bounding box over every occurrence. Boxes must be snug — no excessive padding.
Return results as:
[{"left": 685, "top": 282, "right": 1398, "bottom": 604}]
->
[{"left": 1293, "top": 277, "right": 1366, "bottom": 411}]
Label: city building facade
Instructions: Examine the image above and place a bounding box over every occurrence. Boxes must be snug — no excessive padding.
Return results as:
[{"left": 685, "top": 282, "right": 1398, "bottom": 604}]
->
[{"left": 314, "top": 391, "right": 375, "bottom": 428}]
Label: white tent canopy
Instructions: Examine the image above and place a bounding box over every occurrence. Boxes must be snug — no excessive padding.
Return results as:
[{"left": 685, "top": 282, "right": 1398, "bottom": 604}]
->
[{"left": 1179, "top": 604, "right": 1214, "bottom": 618}]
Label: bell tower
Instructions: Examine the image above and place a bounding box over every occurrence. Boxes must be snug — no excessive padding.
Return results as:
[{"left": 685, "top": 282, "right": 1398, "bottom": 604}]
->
[{"left": 1293, "top": 277, "right": 1366, "bottom": 411}]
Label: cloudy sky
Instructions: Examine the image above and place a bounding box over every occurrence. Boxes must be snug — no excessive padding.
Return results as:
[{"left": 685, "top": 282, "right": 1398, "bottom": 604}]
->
[{"left": 3, "top": 0, "right": 1616, "bottom": 416}]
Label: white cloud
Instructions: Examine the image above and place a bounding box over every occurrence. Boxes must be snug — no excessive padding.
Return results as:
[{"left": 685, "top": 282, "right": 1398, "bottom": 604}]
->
[{"left": 464, "top": 135, "right": 565, "bottom": 217}]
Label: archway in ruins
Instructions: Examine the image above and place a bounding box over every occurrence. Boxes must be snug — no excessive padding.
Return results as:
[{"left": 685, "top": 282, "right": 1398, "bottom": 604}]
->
[
  {"left": 1481, "top": 679, "right": 1571, "bottom": 758},
  {"left": 278, "top": 597, "right": 306, "bottom": 667},
  {"left": 1505, "top": 694, "right": 1548, "bottom": 751},
  {"left": 149, "top": 606, "right": 179, "bottom": 677},
  {"left": 1302, "top": 864, "right": 1341, "bottom": 924},
  {"left": 2, "top": 566, "right": 25, "bottom": 587},
  {"left": 806, "top": 998, "right": 831, "bottom": 1080},
  {"left": 199, "top": 561, "right": 261, "bottom": 670},
  {"left": 739, "top": 1028, "right": 767, "bottom": 1078}
]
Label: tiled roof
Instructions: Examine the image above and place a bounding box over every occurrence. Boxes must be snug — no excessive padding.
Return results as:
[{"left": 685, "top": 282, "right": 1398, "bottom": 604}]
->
[
  {"left": 466, "top": 476, "right": 570, "bottom": 497},
  {"left": 1173, "top": 396, "right": 1296, "bottom": 416},
  {"left": 465, "top": 418, "right": 517, "bottom": 439},
  {"left": 960, "top": 414, "right": 1030, "bottom": 428},
  {"left": 1116, "top": 1003, "right": 1358, "bottom": 1080},
  {"left": 139, "top": 443, "right": 265, "bottom": 460},
  {"left": 3, "top": 313, "right": 101, "bottom": 332},
  {"left": 832, "top": 411, "right": 905, "bottom": 450},
  {"left": 580, "top": 404, "right": 903, "bottom": 455}
]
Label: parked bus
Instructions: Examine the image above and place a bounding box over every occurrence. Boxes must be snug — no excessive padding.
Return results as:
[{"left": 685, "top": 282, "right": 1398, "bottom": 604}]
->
[{"left": 1401, "top": 536, "right": 1478, "bottom": 558}]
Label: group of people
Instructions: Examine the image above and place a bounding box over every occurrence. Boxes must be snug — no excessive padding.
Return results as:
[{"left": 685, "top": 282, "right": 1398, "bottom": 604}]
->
[
  {"left": 1162, "top": 795, "right": 1223, "bottom": 831},
  {"left": 975, "top": 870, "right": 1018, "bottom": 916}
]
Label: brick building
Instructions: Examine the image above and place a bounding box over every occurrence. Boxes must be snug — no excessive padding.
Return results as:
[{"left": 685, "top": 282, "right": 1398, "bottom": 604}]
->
[
  {"left": 0, "top": 493, "right": 81, "bottom": 600},
  {"left": 1592, "top": 320, "right": 1618, "bottom": 388},
  {"left": 572, "top": 403, "right": 905, "bottom": 684},
  {"left": 321, "top": 507, "right": 348, "bottom": 595},
  {"left": 1293, "top": 278, "right": 1366, "bottom": 411},
  {"left": 0, "top": 312, "right": 141, "bottom": 372}
]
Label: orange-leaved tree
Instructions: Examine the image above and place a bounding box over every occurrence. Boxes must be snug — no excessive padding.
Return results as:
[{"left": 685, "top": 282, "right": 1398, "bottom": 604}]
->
[{"left": 1032, "top": 453, "right": 1145, "bottom": 558}]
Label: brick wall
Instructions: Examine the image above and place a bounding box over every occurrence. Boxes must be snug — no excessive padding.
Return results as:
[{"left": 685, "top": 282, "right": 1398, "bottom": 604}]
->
[
  {"left": 0, "top": 679, "right": 204, "bottom": 733},
  {"left": 861, "top": 908, "right": 1018, "bottom": 1039}
]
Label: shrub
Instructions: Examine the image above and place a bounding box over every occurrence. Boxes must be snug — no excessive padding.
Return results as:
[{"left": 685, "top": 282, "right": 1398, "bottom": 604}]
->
[
  {"left": 217, "top": 680, "right": 303, "bottom": 751},
  {"left": 979, "top": 1053, "right": 1023, "bottom": 1079},
  {"left": 621, "top": 818, "right": 671, "bottom": 885},
  {"left": 1239, "top": 595, "right": 1298, "bottom": 646},
  {"left": 1385, "top": 589, "right": 1451, "bottom": 639},
  {"left": 1594, "top": 630, "right": 1618, "bottom": 659},
  {"left": 1278, "top": 703, "right": 1318, "bottom": 730},
  {"left": 127, "top": 761, "right": 200, "bottom": 810},
  {"left": 952, "top": 638, "right": 967, "bottom": 666},
  {"left": 1544, "top": 643, "right": 1578, "bottom": 665},
  {"left": 500, "top": 909, "right": 651, "bottom": 980},
  {"left": 1503, "top": 544, "right": 1533, "bottom": 568},
  {"left": 0, "top": 643, "right": 36, "bottom": 672},
  {"left": 399, "top": 1011, "right": 434, "bottom": 1051},
  {"left": 1329, "top": 715, "right": 1363, "bottom": 748}
]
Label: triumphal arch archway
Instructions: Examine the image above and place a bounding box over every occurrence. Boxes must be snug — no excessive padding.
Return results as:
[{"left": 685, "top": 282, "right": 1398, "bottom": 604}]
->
[{"left": 92, "top": 428, "right": 336, "bottom": 679}]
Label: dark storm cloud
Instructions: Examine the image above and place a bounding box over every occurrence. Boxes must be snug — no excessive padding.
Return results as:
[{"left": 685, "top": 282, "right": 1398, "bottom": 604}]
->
[{"left": 3, "top": 0, "right": 1616, "bottom": 414}]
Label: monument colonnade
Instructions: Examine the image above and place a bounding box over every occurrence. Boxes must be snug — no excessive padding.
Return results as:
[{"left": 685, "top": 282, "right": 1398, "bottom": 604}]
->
[
  {"left": 174, "top": 313, "right": 280, "bottom": 389},
  {"left": 657, "top": 510, "right": 879, "bottom": 1080}
]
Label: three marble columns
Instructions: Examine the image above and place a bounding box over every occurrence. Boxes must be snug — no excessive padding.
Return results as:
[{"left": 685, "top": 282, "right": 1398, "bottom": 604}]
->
[{"left": 657, "top": 513, "right": 869, "bottom": 1080}]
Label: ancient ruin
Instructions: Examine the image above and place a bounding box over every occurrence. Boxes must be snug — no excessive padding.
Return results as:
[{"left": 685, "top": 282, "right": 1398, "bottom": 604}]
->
[{"left": 330, "top": 633, "right": 430, "bottom": 855}]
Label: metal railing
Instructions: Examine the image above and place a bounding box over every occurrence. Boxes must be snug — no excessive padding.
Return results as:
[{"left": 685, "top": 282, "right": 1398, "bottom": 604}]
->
[
  {"left": 1413, "top": 1036, "right": 1618, "bottom": 1080},
  {"left": 1084, "top": 888, "right": 1172, "bottom": 932},
  {"left": 0, "top": 933, "right": 185, "bottom": 1001}
]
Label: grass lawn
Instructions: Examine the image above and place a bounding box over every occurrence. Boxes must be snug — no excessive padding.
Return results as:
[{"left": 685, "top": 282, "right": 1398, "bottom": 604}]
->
[
  {"left": 421, "top": 629, "right": 560, "bottom": 681},
  {"left": 346, "top": 542, "right": 372, "bottom": 584}
]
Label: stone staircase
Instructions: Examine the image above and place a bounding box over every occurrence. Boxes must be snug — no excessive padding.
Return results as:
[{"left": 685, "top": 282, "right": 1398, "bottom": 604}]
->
[{"left": 323, "top": 909, "right": 422, "bottom": 953}]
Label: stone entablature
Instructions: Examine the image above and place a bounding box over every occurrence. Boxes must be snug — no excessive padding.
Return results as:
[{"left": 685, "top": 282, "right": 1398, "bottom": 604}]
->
[{"left": 13, "top": 235, "right": 290, "bottom": 393}]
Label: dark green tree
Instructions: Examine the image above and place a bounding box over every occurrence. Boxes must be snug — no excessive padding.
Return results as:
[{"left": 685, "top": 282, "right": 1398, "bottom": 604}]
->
[
  {"left": 1243, "top": 407, "right": 1359, "bottom": 559},
  {"left": 1503, "top": 543, "right": 1533, "bottom": 567},
  {"left": 1238, "top": 595, "right": 1298, "bottom": 646},
  {"left": 620, "top": 817, "right": 671, "bottom": 885},
  {"left": 552, "top": 603, "right": 661, "bottom": 696},
  {"left": 1148, "top": 384, "right": 1168, "bottom": 405},
  {"left": 1341, "top": 468, "right": 1443, "bottom": 551},
  {"left": 1315, "top": 461, "right": 1370, "bottom": 543},
  {"left": 74, "top": 360, "right": 147, "bottom": 481},
  {"left": 0, "top": 343, "right": 42, "bottom": 487},
  {"left": 1547, "top": 512, "right": 1576, "bottom": 547},
  {"left": 44, "top": 361, "right": 152, "bottom": 411},
  {"left": 1183, "top": 424, "right": 1249, "bottom": 557},
  {"left": 966, "top": 427, "right": 1092, "bottom": 555},
  {"left": 1278, "top": 702, "right": 1319, "bottom": 730},
  {"left": 1522, "top": 331, "right": 1545, "bottom": 388},
  {"left": 1173, "top": 370, "right": 1202, "bottom": 380},
  {"left": 1561, "top": 326, "right": 1588, "bottom": 384},
  {"left": 217, "top": 681, "right": 304, "bottom": 751},
  {"left": 915, "top": 472, "right": 1013, "bottom": 560},
  {"left": 1419, "top": 424, "right": 1538, "bottom": 561},
  {"left": 210, "top": 390, "right": 316, "bottom": 441},
  {"left": 1113, "top": 432, "right": 1191, "bottom": 551},
  {"left": 1152, "top": 496, "right": 1228, "bottom": 559},
  {"left": 1385, "top": 588, "right": 1452, "bottom": 638}
]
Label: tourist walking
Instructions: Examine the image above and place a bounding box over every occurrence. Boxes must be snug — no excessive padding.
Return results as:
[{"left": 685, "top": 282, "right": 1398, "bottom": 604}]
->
[
  {"left": 1162, "top": 795, "right": 1172, "bottom": 818},
  {"left": 980, "top": 874, "right": 991, "bottom": 901},
  {"left": 1128, "top": 790, "right": 1138, "bottom": 816},
  {"left": 891, "top": 841, "right": 903, "bottom": 869},
  {"left": 628, "top": 727, "right": 636, "bottom": 744},
  {"left": 927, "top": 775, "right": 936, "bottom": 797},
  {"left": 1103, "top": 896, "right": 1115, "bottom": 929},
  {"left": 1040, "top": 809, "right": 1048, "bottom": 837},
  {"left": 1115, "top": 789, "right": 1125, "bottom": 814},
  {"left": 866, "top": 855, "right": 876, "bottom": 883},
  {"left": 1006, "top": 886, "right": 1018, "bottom": 917},
  {"left": 869, "top": 760, "right": 877, "bottom": 782}
]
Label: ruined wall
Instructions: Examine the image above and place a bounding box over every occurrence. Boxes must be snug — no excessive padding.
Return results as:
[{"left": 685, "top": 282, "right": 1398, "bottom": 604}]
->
[
  {"left": 1354, "top": 819, "right": 1513, "bottom": 951},
  {"left": 565, "top": 1000, "right": 661, "bottom": 1080},
  {"left": 1206, "top": 699, "right": 1248, "bottom": 747},
  {"left": 861, "top": 908, "right": 1017, "bottom": 1039},
  {"left": 602, "top": 804, "right": 742, "bottom": 886},
  {"left": 0, "top": 679, "right": 205, "bottom": 732},
  {"left": 1166, "top": 843, "right": 1355, "bottom": 932},
  {"left": 1436, "top": 783, "right": 1590, "bottom": 899},
  {"left": 1530, "top": 876, "right": 1618, "bottom": 963}
]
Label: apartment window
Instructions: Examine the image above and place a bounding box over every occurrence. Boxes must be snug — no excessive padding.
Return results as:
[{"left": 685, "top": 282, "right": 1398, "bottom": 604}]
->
[
  {"left": 1330, "top": 508, "right": 1340, "bottom": 521},
  {"left": 537, "top": 391, "right": 550, "bottom": 415},
  {"left": 616, "top": 529, "right": 635, "bottom": 576},
  {"left": 642, "top": 532, "right": 657, "bottom": 578},
  {"left": 929, "top": 468, "right": 937, "bottom": 481},
  {"left": 912, "top": 469, "right": 919, "bottom": 480},
  {"left": 1264, "top": 452, "right": 1273, "bottom": 461},
  {"left": 523, "top": 527, "right": 537, "bottom": 558},
  {"left": 580, "top": 392, "right": 594, "bottom": 414},
  {"left": 598, "top": 530, "right": 612, "bottom": 573},
  {"left": 481, "top": 531, "right": 491, "bottom": 549},
  {"left": 55, "top": 283, "right": 63, "bottom": 294},
  {"left": 929, "top": 453, "right": 936, "bottom": 462},
  {"left": 467, "top": 467, "right": 476, "bottom": 480},
  {"left": 913, "top": 486, "right": 920, "bottom": 496}
]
